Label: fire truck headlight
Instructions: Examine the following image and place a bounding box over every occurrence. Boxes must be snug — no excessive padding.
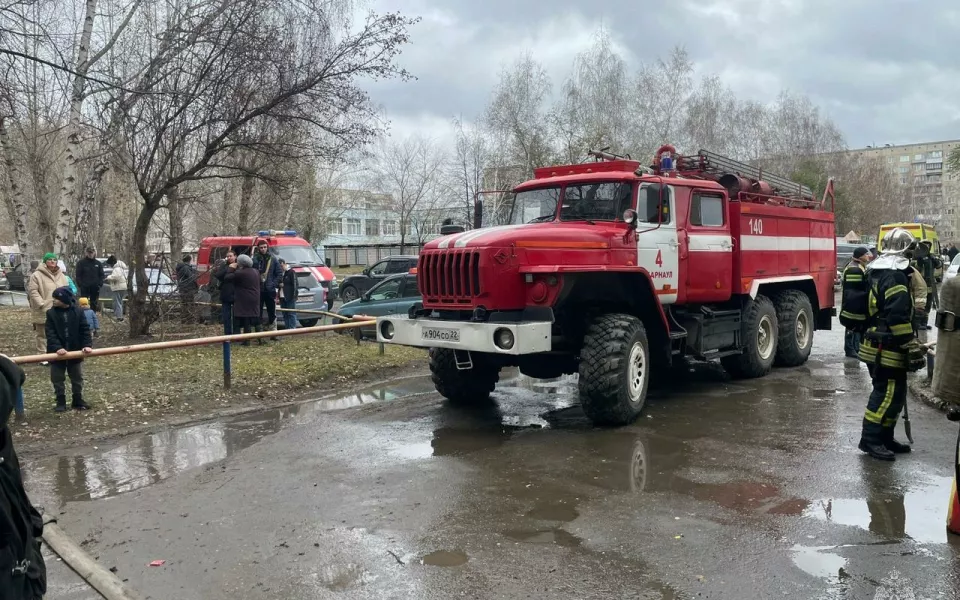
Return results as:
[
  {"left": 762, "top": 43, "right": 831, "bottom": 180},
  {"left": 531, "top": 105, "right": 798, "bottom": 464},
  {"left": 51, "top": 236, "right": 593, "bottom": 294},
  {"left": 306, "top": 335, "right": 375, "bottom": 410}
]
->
[
  {"left": 494, "top": 328, "right": 515, "bottom": 350},
  {"left": 623, "top": 209, "right": 638, "bottom": 224},
  {"left": 380, "top": 320, "right": 395, "bottom": 340}
]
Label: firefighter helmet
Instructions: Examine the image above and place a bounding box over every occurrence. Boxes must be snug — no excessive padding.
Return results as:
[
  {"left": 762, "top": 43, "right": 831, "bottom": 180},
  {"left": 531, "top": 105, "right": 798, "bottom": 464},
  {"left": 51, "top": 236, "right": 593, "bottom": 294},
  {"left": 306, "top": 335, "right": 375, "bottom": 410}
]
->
[{"left": 869, "top": 228, "right": 916, "bottom": 271}]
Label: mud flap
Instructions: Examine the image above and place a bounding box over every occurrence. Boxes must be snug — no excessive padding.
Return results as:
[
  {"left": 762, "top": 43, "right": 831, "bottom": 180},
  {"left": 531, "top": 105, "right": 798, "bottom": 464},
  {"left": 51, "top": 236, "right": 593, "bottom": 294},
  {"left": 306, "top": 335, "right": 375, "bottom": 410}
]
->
[{"left": 816, "top": 308, "right": 833, "bottom": 330}]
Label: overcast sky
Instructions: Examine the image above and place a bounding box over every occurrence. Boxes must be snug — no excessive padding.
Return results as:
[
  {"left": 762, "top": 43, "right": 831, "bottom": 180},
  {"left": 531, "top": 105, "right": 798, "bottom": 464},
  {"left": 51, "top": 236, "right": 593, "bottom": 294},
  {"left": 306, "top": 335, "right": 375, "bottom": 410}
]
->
[{"left": 361, "top": 0, "right": 960, "bottom": 150}]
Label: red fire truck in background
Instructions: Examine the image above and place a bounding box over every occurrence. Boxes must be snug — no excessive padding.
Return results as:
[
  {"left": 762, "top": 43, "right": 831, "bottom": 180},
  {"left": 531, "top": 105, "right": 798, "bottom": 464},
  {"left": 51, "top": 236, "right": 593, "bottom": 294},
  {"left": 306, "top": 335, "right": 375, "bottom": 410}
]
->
[{"left": 376, "top": 145, "right": 837, "bottom": 426}]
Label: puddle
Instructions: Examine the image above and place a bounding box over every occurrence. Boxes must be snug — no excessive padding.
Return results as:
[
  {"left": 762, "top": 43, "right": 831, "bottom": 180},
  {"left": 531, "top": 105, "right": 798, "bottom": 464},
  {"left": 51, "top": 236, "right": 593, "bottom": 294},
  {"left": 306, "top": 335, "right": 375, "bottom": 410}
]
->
[
  {"left": 790, "top": 544, "right": 848, "bottom": 580},
  {"left": 803, "top": 476, "right": 954, "bottom": 544},
  {"left": 525, "top": 501, "right": 579, "bottom": 522},
  {"left": 421, "top": 550, "right": 469, "bottom": 567},
  {"left": 24, "top": 377, "right": 437, "bottom": 505},
  {"left": 503, "top": 528, "right": 582, "bottom": 547}
]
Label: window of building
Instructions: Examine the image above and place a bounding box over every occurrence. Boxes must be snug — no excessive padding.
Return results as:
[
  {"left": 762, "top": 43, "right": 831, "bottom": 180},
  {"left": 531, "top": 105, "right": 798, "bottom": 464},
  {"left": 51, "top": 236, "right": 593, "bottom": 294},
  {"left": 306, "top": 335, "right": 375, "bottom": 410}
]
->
[
  {"left": 383, "top": 220, "right": 397, "bottom": 236},
  {"left": 900, "top": 177, "right": 908, "bottom": 184},
  {"left": 899, "top": 166, "right": 909, "bottom": 173},
  {"left": 927, "top": 174, "right": 942, "bottom": 184},
  {"left": 346, "top": 218, "right": 361, "bottom": 235},
  {"left": 931, "top": 150, "right": 943, "bottom": 159},
  {"left": 887, "top": 157, "right": 895, "bottom": 163},
  {"left": 914, "top": 163, "right": 924, "bottom": 173},
  {"left": 365, "top": 219, "right": 379, "bottom": 236},
  {"left": 927, "top": 162, "right": 942, "bottom": 171},
  {"left": 403, "top": 222, "right": 411, "bottom": 235},
  {"left": 327, "top": 219, "right": 343, "bottom": 235},
  {"left": 900, "top": 155, "right": 910, "bottom": 162},
  {"left": 914, "top": 154, "right": 924, "bottom": 161}
]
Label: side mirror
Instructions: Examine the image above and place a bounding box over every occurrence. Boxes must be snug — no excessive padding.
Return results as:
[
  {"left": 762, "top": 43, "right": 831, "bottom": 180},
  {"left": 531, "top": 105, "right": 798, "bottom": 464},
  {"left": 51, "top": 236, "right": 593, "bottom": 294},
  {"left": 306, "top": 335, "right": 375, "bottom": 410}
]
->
[
  {"left": 623, "top": 209, "right": 639, "bottom": 228},
  {"left": 360, "top": 292, "right": 370, "bottom": 302},
  {"left": 474, "top": 199, "right": 483, "bottom": 229},
  {"left": 362, "top": 267, "right": 370, "bottom": 276}
]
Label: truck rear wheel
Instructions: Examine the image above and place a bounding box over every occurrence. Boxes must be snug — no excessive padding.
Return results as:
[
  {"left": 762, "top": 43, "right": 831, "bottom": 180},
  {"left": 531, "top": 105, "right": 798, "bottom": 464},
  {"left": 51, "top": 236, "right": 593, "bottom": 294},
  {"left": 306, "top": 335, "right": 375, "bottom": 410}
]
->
[
  {"left": 429, "top": 348, "right": 499, "bottom": 405},
  {"left": 578, "top": 313, "right": 649, "bottom": 426},
  {"left": 773, "top": 290, "right": 814, "bottom": 367},
  {"left": 721, "top": 295, "right": 778, "bottom": 379}
]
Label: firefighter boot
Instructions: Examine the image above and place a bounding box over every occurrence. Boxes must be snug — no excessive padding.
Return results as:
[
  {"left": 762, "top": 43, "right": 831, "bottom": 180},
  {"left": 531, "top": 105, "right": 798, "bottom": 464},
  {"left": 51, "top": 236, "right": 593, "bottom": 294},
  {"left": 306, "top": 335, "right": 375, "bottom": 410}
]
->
[
  {"left": 858, "top": 438, "right": 895, "bottom": 461},
  {"left": 72, "top": 394, "right": 90, "bottom": 411},
  {"left": 882, "top": 427, "right": 911, "bottom": 453},
  {"left": 54, "top": 395, "right": 67, "bottom": 413}
]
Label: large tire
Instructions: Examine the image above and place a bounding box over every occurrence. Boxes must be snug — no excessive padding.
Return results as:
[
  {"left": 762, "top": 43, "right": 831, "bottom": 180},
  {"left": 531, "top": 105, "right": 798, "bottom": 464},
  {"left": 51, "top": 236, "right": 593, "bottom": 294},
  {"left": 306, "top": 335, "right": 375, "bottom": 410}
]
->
[
  {"left": 299, "top": 318, "right": 318, "bottom": 327},
  {"left": 773, "top": 290, "right": 814, "bottom": 367},
  {"left": 578, "top": 313, "right": 650, "bottom": 426},
  {"left": 430, "top": 348, "right": 500, "bottom": 405},
  {"left": 721, "top": 295, "right": 778, "bottom": 379}
]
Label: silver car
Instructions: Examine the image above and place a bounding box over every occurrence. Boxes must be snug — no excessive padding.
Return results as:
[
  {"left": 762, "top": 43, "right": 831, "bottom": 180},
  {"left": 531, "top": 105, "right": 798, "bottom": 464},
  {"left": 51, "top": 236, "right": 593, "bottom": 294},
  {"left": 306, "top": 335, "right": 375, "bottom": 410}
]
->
[{"left": 284, "top": 268, "right": 328, "bottom": 328}]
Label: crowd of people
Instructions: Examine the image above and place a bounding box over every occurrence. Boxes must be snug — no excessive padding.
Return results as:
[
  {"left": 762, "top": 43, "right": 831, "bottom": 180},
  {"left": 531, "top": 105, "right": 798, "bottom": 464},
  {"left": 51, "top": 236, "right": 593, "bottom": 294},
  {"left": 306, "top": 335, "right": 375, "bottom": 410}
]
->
[{"left": 15, "top": 243, "right": 305, "bottom": 415}]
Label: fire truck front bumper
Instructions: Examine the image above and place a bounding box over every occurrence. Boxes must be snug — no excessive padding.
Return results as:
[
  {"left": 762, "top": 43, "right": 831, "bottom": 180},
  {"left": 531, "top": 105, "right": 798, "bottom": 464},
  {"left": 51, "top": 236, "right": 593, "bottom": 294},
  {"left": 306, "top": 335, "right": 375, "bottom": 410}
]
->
[{"left": 376, "top": 316, "right": 552, "bottom": 355}]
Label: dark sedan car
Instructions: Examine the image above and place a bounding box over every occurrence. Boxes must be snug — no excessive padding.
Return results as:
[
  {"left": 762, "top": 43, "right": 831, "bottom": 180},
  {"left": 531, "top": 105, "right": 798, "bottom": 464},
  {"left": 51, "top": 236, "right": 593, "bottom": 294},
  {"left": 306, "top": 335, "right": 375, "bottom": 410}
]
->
[
  {"left": 4, "top": 263, "right": 29, "bottom": 290},
  {"left": 338, "top": 255, "right": 418, "bottom": 303}
]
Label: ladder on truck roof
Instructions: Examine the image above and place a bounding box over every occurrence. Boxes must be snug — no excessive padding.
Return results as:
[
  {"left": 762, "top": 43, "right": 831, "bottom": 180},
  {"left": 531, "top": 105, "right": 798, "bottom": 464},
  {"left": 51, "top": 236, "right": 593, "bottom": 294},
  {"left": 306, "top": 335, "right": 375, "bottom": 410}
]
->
[{"left": 677, "top": 149, "right": 814, "bottom": 201}]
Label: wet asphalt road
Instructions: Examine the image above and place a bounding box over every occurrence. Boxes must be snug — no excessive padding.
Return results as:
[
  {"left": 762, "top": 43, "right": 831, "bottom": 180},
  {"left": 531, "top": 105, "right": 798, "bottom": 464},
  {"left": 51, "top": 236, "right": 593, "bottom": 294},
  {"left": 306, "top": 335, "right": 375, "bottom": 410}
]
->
[{"left": 24, "top": 320, "right": 960, "bottom": 600}]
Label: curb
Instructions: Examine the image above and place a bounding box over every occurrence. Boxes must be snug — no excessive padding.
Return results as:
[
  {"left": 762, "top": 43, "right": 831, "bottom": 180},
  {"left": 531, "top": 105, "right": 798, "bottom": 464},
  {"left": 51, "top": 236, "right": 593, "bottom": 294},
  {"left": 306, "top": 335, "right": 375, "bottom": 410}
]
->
[{"left": 908, "top": 376, "right": 950, "bottom": 412}]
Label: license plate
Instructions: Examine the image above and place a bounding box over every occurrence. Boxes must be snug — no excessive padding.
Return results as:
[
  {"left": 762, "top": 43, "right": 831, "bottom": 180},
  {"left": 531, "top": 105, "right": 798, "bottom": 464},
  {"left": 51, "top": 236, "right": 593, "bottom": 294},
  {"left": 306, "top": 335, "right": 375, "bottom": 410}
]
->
[
  {"left": 297, "top": 294, "right": 314, "bottom": 303},
  {"left": 421, "top": 327, "right": 460, "bottom": 342}
]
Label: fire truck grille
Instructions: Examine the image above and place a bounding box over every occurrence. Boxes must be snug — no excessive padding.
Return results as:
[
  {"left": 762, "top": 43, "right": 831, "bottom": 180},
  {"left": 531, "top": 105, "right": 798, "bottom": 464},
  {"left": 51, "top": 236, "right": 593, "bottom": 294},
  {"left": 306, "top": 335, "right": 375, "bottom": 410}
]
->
[{"left": 419, "top": 251, "right": 481, "bottom": 304}]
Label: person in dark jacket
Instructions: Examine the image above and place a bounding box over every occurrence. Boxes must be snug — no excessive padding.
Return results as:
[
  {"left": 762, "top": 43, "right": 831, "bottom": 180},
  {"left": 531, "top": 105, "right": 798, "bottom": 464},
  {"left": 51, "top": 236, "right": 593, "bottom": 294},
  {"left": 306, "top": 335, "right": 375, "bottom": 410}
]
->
[
  {"left": 45, "top": 286, "right": 93, "bottom": 412},
  {"left": 279, "top": 259, "right": 300, "bottom": 331},
  {"left": 74, "top": 247, "right": 104, "bottom": 311},
  {"left": 254, "top": 240, "right": 282, "bottom": 336},
  {"left": 0, "top": 354, "right": 47, "bottom": 599},
  {"left": 840, "top": 247, "right": 871, "bottom": 357},
  {"left": 231, "top": 254, "right": 266, "bottom": 346},
  {"left": 213, "top": 250, "right": 237, "bottom": 335},
  {"left": 948, "top": 243, "right": 959, "bottom": 262},
  {"left": 175, "top": 255, "right": 200, "bottom": 324}
]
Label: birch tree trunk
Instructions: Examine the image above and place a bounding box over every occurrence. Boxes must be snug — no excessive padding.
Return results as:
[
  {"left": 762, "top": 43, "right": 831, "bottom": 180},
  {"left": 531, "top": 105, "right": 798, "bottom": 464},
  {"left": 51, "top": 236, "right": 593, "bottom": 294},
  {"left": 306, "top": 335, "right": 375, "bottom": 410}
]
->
[
  {"left": 0, "top": 117, "right": 32, "bottom": 262},
  {"left": 54, "top": 0, "right": 98, "bottom": 260},
  {"left": 168, "top": 187, "right": 184, "bottom": 259},
  {"left": 237, "top": 173, "right": 254, "bottom": 234}
]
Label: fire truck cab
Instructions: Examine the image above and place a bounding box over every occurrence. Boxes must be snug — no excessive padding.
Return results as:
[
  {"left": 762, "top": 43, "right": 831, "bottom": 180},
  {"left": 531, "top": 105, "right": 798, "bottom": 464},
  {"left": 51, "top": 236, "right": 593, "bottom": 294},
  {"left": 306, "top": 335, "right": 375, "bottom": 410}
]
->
[{"left": 377, "top": 146, "right": 837, "bottom": 426}]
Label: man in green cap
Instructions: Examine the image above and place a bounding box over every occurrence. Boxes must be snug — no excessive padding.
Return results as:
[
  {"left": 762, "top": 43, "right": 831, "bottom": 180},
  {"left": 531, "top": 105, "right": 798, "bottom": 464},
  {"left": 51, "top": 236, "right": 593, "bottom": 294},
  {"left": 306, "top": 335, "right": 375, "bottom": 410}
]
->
[{"left": 27, "top": 253, "right": 68, "bottom": 354}]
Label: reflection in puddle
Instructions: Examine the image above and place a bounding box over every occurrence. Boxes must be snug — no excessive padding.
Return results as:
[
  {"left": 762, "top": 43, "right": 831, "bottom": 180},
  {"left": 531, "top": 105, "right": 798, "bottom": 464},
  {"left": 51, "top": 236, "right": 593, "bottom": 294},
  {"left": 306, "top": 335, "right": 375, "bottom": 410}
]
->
[
  {"left": 803, "top": 477, "right": 953, "bottom": 544},
  {"left": 790, "top": 544, "right": 848, "bottom": 581},
  {"left": 421, "top": 550, "right": 469, "bottom": 567},
  {"left": 25, "top": 377, "right": 437, "bottom": 505}
]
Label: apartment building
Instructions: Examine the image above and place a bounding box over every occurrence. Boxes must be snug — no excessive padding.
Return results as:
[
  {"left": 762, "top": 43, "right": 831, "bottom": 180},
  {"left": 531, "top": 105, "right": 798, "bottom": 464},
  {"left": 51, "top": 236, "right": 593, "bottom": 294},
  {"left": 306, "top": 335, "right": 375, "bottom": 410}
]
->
[
  {"left": 854, "top": 139, "right": 960, "bottom": 242},
  {"left": 321, "top": 190, "right": 463, "bottom": 248}
]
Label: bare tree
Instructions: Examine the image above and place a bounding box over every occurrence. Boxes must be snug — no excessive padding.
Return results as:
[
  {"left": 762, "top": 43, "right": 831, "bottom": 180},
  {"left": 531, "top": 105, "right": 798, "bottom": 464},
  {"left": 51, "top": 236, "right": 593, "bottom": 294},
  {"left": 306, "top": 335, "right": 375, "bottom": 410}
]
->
[
  {"left": 100, "top": 0, "right": 415, "bottom": 335},
  {"left": 366, "top": 135, "right": 444, "bottom": 251}
]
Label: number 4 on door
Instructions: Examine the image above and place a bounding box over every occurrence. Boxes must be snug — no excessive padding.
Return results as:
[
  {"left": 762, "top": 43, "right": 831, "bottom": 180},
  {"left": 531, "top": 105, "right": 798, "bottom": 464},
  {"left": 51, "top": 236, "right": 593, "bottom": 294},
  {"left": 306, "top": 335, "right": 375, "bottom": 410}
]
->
[{"left": 655, "top": 249, "right": 663, "bottom": 267}]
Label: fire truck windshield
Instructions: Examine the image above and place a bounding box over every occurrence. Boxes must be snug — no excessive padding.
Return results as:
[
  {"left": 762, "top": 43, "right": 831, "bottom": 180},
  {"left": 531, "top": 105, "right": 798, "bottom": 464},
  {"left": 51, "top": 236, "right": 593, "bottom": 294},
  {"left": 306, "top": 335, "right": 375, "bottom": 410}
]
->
[
  {"left": 560, "top": 182, "right": 633, "bottom": 222},
  {"left": 270, "top": 245, "right": 322, "bottom": 266},
  {"left": 508, "top": 187, "right": 560, "bottom": 224}
]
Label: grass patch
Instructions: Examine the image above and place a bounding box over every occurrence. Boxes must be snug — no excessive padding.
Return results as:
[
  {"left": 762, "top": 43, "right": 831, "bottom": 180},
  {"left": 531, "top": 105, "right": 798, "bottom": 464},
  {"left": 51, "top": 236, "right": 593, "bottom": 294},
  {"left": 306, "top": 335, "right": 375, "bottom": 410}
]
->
[{"left": 0, "top": 307, "right": 426, "bottom": 448}]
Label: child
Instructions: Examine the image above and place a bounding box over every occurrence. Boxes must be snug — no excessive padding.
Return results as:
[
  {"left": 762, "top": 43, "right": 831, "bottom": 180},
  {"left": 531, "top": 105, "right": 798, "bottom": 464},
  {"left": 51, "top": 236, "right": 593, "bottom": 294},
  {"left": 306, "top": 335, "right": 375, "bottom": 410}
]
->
[
  {"left": 78, "top": 297, "right": 100, "bottom": 338},
  {"left": 45, "top": 287, "right": 93, "bottom": 412}
]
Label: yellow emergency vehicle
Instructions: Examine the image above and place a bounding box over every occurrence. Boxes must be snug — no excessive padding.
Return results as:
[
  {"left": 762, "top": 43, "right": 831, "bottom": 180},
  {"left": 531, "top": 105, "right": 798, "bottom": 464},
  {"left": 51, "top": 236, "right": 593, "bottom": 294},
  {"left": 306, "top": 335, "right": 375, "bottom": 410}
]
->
[{"left": 878, "top": 222, "right": 943, "bottom": 281}]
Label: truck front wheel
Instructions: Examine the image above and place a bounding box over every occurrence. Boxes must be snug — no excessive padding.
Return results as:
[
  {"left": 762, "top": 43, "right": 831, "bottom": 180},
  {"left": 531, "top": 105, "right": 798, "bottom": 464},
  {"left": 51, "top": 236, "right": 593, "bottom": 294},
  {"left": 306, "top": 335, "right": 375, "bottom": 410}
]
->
[
  {"left": 578, "top": 313, "right": 650, "bottom": 426},
  {"left": 721, "top": 295, "right": 778, "bottom": 379},
  {"left": 773, "top": 290, "right": 814, "bottom": 367},
  {"left": 429, "top": 348, "right": 500, "bottom": 405}
]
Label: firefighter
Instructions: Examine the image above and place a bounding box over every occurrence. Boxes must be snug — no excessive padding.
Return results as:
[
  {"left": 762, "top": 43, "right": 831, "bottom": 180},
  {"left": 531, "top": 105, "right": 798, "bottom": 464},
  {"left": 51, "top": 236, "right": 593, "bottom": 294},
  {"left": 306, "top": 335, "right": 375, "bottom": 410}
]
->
[
  {"left": 858, "top": 228, "right": 928, "bottom": 461},
  {"left": 932, "top": 273, "right": 960, "bottom": 534},
  {"left": 840, "top": 247, "right": 872, "bottom": 358}
]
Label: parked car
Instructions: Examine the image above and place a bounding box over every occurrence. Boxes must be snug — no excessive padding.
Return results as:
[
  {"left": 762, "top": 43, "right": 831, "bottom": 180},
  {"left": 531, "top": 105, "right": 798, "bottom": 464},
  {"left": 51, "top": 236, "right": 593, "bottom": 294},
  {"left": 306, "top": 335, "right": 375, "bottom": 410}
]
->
[
  {"left": 335, "top": 271, "right": 420, "bottom": 338},
  {"left": 4, "top": 263, "right": 28, "bottom": 290},
  {"left": 945, "top": 254, "right": 960, "bottom": 282},
  {"left": 0, "top": 271, "right": 7, "bottom": 291},
  {"left": 338, "top": 255, "right": 418, "bottom": 304},
  {"left": 281, "top": 269, "right": 328, "bottom": 328}
]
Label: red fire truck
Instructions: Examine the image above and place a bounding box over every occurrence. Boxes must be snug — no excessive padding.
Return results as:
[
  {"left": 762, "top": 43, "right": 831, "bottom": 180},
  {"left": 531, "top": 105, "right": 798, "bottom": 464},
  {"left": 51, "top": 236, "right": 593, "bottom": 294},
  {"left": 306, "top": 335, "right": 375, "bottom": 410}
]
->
[{"left": 376, "top": 145, "right": 837, "bottom": 425}]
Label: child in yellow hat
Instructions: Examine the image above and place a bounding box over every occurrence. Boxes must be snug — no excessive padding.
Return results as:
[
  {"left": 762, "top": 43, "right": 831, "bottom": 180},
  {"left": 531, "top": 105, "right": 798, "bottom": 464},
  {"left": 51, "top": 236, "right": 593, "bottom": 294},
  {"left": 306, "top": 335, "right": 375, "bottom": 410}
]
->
[{"left": 78, "top": 297, "right": 99, "bottom": 338}]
